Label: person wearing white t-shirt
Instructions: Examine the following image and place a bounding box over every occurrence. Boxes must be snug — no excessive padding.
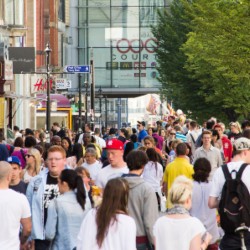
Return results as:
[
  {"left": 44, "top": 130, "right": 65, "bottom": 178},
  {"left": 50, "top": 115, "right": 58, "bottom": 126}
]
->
[
  {"left": 81, "top": 148, "right": 102, "bottom": 182},
  {"left": 209, "top": 137, "right": 250, "bottom": 250},
  {"left": 77, "top": 178, "right": 136, "bottom": 250},
  {"left": 153, "top": 176, "right": 211, "bottom": 250},
  {"left": 0, "top": 161, "right": 31, "bottom": 250},
  {"left": 95, "top": 139, "right": 128, "bottom": 188}
]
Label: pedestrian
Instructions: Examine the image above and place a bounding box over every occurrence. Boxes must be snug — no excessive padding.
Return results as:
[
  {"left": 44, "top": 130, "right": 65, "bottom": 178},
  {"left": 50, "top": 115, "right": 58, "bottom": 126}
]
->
[
  {"left": 26, "top": 145, "right": 67, "bottom": 250},
  {"left": 163, "top": 142, "right": 194, "bottom": 209},
  {"left": 95, "top": 139, "right": 128, "bottom": 189},
  {"left": 123, "top": 150, "right": 159, "bottom": 250},
  {"left": 45, "top": 169, "right": 87, "bottom": 250},
  {"left": 193, "top": 130, "right": 223, "bottom": 180},
  {"left": 21, "top": 148, "right": 41, "bottom": 183},
  {"left": 0, "top": 161, "right": 32, "bottom": 249},
  {"left": 77, "top": 178, "right": 136, "bottom": 250},
  {"left": 190, "top": 158, "right": 220, "bottom": 250},
  {"left": 209, "top": 137, "right": 250, "bottom": 249},
  {"left": 153, "top": 176, "right": 212, "bottom": 250},
  {"left": 7, "top": 156, "right": 28, "bottom": 195},
  {"left": 143, "top": 148, "right": 163, "bottom": 210}
]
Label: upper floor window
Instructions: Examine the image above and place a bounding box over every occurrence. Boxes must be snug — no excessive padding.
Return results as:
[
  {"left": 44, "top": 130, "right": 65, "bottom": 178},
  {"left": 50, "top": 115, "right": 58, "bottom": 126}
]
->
[{"left": 5, "top": 0, "right": 24, "bottom": 26}]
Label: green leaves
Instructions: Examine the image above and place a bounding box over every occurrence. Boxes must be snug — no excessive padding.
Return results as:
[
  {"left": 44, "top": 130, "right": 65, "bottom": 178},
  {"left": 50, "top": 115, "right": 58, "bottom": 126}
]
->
[{"left": 153, "top": 0, "right": 250, "bottom": 122}]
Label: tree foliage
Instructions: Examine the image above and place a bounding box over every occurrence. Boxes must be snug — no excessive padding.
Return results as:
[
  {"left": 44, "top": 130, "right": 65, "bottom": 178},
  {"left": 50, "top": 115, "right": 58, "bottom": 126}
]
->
[{"left": 152, "top": 0, "right": 250, "bottom": 122}]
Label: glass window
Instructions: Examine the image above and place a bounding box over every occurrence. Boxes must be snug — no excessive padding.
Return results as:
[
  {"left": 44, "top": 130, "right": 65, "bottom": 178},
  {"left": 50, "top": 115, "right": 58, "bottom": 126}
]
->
[
  {"left": 4, "top": 0, "right": 24, "bottom": 25},
  {"left": 87, "top": 0, "right": 110, "bottom": 7},
  {"left": 111, "top": 7, "right": 139, "bottom": 27},
  {"left": 88, "top": 7, "right": 110, "bottom": 23}
]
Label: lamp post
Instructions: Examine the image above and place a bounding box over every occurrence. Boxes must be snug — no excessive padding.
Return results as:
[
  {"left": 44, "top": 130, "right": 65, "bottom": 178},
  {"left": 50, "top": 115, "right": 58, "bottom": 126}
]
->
[
  {"left": 78, "top": 74, "right": 82, "bottom": 132},
  {"left": 98, "top": 87, "right": 103, "bottom": 127},
  {"left": 84, "top": 79, "right": 89, "bottom": 124},
  {"left": 45, "top": 43, "right": 52, "bottom": 134}
]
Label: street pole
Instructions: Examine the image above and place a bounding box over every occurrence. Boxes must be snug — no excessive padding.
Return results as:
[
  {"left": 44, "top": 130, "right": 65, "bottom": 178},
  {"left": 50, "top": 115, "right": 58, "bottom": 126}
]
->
[
  {"left": 45, "top": 43, "right": 52, "bottom": 134},
  {"left": 105, "top": 96, "right": 108, "bottom": 129},
  {"left": 78, "top": 74, "right": 82, "bottom": 132},
  {"left": 98, "top": 87, "right": 103, "bottom": 128},
  {"left": 84, "top": 79, "right": 88, "bottom": 125}
]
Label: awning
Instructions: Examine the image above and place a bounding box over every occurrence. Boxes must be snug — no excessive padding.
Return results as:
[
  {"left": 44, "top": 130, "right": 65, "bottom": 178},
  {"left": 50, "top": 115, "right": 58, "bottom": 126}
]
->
[{"left": 37, "top": 94, "right": 71, "bottom": 108}]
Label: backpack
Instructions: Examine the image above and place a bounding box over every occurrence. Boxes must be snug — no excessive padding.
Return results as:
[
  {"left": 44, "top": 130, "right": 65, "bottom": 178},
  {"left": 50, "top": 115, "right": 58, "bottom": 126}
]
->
[{"left": 219, "top": 163, "right": 250, "bottom": 234}]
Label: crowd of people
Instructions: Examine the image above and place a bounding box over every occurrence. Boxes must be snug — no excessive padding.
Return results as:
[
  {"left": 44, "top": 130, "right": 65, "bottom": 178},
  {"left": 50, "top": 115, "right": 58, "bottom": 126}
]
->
[{"left": 0, "top": 116, "right": 250, "bottom": 250}]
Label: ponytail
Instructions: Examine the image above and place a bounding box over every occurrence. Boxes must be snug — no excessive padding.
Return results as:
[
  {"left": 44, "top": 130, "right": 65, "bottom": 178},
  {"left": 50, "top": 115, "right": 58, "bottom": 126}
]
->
[
  {"left": 76, "top": 175, "right": 86, "bottom": 211},
  {"left": 60, "top": 169, "right": 86, "bottom": 211}
]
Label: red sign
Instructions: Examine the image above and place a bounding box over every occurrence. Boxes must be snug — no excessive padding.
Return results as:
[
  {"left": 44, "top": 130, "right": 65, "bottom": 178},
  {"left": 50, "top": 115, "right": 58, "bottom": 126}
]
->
[{"left": 34, "top": 78, "right": 53, "bottom": 92}]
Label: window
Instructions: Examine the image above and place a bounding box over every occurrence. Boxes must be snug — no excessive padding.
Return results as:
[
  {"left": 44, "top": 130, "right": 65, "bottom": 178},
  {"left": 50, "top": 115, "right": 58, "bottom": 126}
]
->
[{"left": 5, "top": 0, "right": 24, "bottom": 26}]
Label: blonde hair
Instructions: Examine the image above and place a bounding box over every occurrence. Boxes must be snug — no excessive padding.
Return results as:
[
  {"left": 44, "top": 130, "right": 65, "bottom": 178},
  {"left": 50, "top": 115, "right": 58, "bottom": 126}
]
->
[
  {"left": 26, "top": 148, "right": 41, "bottom": 175},
  {"left": 169, "top": 176, "right": 193, "bottom": 205}
]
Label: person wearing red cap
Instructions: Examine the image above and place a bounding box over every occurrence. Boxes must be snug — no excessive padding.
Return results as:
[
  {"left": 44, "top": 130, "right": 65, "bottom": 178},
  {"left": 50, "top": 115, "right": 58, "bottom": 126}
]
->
[{"left": 95, "top": 139, "right": 129, "bottom": 188}]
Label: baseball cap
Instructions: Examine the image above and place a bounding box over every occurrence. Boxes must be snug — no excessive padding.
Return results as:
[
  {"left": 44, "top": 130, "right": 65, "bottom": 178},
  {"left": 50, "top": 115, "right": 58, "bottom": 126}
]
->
[
  {"left": 234, "top": 138, "right": 250, "bottom": 151},
  {"left": 137, "top": 121, "right": 146, "bottom": 127},
  {"left": 105, "top": 139, "right": 124, "bottom": 150},
  {"left": 6, "top": 156, "right": 21, "bottom": 166}
]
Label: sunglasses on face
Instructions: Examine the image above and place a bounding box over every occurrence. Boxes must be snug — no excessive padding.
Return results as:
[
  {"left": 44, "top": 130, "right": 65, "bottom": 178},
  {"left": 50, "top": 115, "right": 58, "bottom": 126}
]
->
[{"left": 25, "top": 154, "right": 34, "bottom": 158}]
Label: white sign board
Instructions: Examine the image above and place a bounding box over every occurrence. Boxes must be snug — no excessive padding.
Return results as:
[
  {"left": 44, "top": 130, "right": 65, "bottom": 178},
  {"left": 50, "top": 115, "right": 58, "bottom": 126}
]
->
[{"left": 55, "top": 78, "right": 71, "bottom": 89}]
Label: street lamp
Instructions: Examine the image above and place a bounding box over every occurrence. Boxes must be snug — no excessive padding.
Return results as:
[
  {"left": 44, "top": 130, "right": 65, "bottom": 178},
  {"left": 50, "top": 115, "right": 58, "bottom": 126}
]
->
[
  {"left": 45, "top": 42, "right": 52, "bottom": 134},
  {"left": 98, "top": 86, "right": 103, "bottom": 127},
  {"left": 84, "top": 79, "right": 89, "bottom": 124},
  {"left": 78, "top": 74, "right": 83, "bottom": 132}
]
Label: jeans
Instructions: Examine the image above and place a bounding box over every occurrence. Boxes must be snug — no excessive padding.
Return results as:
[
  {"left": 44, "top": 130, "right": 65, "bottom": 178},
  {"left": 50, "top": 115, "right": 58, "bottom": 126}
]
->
[
  {"left": 220, "top": 232, "right": 250, "bottom": 250},
  {"left": 34, "top": 239, "right": 51, "bottom": 250},
  {"left": 136, "top": 243, "right": 154, "bottom": 250}
]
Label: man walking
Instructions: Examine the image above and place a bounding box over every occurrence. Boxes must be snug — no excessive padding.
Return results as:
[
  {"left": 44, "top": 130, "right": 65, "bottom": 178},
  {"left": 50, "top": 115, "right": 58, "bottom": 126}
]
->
[
  {"left": 209, "top": 138, "right": 250, "bottom": 249},
  {"left": 0, "top": 161, "right": 31, "bottom": 250},
  {"left": 26, "top": 145, "right": 67, "bottom": 250},
  {"left": 95, "top": 139, "right": 128, "bottom": 188},
  {"left": 163, "top": 143, "right": 194, "bottom": 208},
  {"left": 193, "top": 130, "right": 223, "bottom": 180}
]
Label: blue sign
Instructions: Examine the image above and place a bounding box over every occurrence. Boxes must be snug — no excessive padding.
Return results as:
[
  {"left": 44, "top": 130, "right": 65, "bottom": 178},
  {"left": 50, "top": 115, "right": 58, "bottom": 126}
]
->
[{"left": 64, "top": 65, "right": 90, "bottom": 73}]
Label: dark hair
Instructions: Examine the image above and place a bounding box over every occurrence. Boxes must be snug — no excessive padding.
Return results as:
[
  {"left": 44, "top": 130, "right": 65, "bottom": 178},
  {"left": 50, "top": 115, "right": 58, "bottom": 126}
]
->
[
  {"left": 206, "top": 119, "right": 215, "bottom": 130},
  {"left": 62, "top": 137, "right": 72, "bottom": 157},
  {"left": 146, "top": 148, "right": 158, "bottom": 162},
  {"left": 152, "top": 127, "right": 158, "bottom": 133},
  {"left": 72, "top": 143, "right": 83, "bottom": 162},
  {"left": 25, "top": 128, "right": 34, "bottom": 136},
  {"left": 126, "top": 150, "right": 148, "bottom": 170},
  {"left": 13, "top": 137, "right": 24, "bottom": 147},
  {"left": 96, "top": 178, "right": 129, "bottom": 248},
  {"left": 190, "top": 121, "right": 197, "bottom": 129},
  {"left": 132, "top": 128, "right": 137, "bottom": 134},
  {"left": 130, "top": 134, "right": 138, "bottom": 143},
  {"left": 243, "top": 129, "right": 250, "bottom": 139},
  {"left": 212, "top": 129, "right": 220, "bottom": 140},
  {"left": 192, "top": 158, "right": 211, "bottom": 182},
  {"left": 146, "top": 148, "right": 159, "bottom": 174},
  {"left": 185, "top": 142, "right": 192, "bottom": 158},
  {"left": 60, "top": 169, "right": 86, "bottom": 210},
  {"left": 53, "top": 122, "right": 60, "bottom": 127},
  {"left": 176, "top": 143, "right": 187, "bottom": 156},
  {"left": 120, "top": 128, "right": 129, "bottom": 139},
  {"left": 242, "top": 120, "right": 250, "bottom": 130},
  {"left": 13, "top": 125, "right": 19, "bottom": 131},
  {"left": 123, "top": 142, "right": 134, "bottom": 162},
  {"left": 24, "top": 136, "right": 37, "bottom": 148}
]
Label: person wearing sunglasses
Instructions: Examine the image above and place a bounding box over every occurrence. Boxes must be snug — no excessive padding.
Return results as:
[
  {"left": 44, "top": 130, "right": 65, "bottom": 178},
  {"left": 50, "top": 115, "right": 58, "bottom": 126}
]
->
[{"left": 21, "top": 148, "right": 42, "bottom": 183}]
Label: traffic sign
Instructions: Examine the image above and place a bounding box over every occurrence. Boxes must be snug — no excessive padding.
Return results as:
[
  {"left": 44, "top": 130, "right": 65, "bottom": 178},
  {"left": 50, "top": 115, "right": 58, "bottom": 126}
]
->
[
  {"left": 55, "top": 78, "right": 72, "bottom": 89},
  {"left": 63, "top": 65, "right": 90, "bottom": 73}
]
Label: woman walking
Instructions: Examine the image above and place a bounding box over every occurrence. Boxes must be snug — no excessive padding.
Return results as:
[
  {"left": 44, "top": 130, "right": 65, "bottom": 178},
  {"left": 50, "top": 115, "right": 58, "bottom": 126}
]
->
[
  {"left": 45, "top": 169, "right": 87, "bottom": 250},
  {"left": 77, "top": 178, "right": 136, "bottom": 250}
]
